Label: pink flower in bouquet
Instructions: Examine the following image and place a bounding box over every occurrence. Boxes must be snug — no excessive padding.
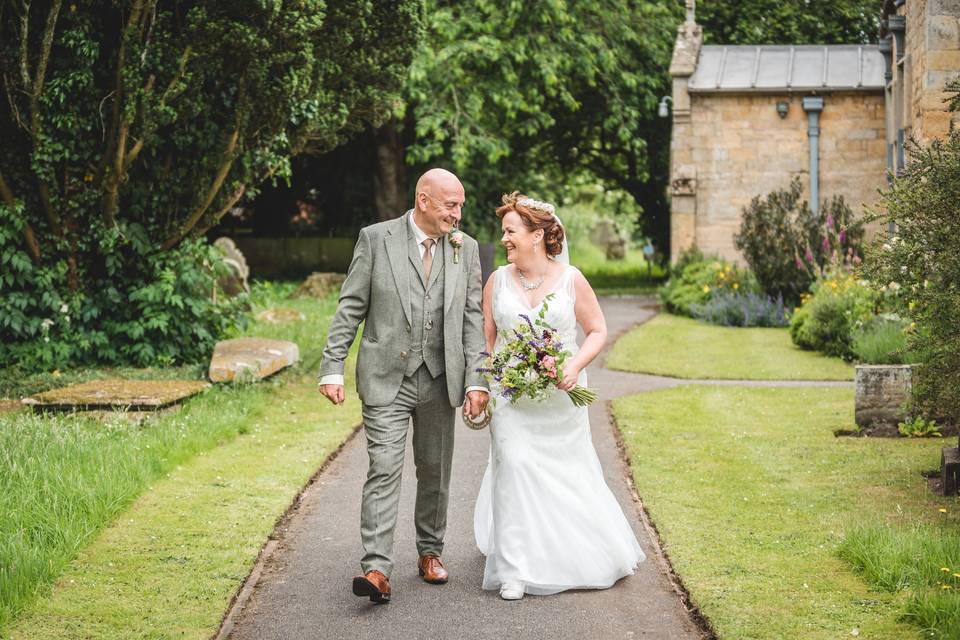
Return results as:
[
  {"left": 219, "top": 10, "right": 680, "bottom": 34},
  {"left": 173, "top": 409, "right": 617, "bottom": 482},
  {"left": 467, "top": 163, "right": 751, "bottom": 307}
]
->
[
  {"left": 540, "top": 355, "right": 558, "bottom": 378},
  {"left": 448, "top": 228, "right": 464, "bottom": 263}
]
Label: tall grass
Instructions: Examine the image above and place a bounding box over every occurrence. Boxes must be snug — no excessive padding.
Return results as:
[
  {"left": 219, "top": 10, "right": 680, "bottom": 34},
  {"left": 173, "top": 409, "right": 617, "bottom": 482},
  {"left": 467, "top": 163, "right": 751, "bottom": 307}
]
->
[
  {"left": 0, "top": 283, "right": 337, "bottom": 630},
  {"left": 839, "top": 523, "right": 960, "bottom": 638}
]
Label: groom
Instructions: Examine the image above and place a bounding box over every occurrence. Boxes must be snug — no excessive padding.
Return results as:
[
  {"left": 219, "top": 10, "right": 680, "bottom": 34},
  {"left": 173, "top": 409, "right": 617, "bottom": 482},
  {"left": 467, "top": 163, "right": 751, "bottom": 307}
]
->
[{"left": 318, "top": 168, "right": 489, "bottom": 603}]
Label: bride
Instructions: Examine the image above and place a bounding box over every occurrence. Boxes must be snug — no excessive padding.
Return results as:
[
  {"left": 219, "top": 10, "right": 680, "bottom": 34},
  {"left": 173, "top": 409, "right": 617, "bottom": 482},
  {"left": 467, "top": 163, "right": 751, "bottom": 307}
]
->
[{"left": 473, "top": 192, "right": 646, "bottom": 600}]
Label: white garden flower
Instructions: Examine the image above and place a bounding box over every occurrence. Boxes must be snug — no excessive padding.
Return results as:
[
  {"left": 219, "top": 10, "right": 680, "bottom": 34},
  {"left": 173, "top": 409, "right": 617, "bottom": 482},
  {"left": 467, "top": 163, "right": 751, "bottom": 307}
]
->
[
  {"left": 882, "top": 243, "right": 892, "bottom": 251},
  {"left": 59, "top": 303, "right": 69, "bottom": 314},
  {"left": 888, "top": 281, "right": 901, "bottom": 291},
  {"left": 40, "top": 318, "right": 54, "bottom": 330}
]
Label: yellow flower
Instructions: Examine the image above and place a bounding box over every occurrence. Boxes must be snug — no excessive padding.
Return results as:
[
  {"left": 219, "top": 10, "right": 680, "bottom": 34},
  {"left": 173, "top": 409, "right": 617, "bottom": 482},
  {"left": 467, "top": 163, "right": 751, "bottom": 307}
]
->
[
  {"left": 829, "top": 281, "right": 838, "bottom": 289},
  {"left": 51, "top": 369, "right": 61, "bottom": 378},
  {"left": 953, "top": 573, "right": 960, "bottom": 579},
  {"left": 702, "top": 285, "right": 710, "bottom": 294},
  {"left": 724, "top": 265, "right": 732, "bottom": 273},
  {"left": 908, "top": 301, "right": 916, "bottom": 311},
  {"left": 942, "top": 567, "right": 952, "bottom": 573},
  {"left": 939, "top": 508, "right": 948, "bottom": 513},
  {"left": 942, "top": 584, "right": 953, "bottom": 590},
  {"left": 732, "top": 282, "right": 739, "bottom": 290},
  {"left": 794, "top": 307, "right": 801, "bottom": 314},
  {"left": 718, "top": 271, "right": 726, "bottom": 279}
]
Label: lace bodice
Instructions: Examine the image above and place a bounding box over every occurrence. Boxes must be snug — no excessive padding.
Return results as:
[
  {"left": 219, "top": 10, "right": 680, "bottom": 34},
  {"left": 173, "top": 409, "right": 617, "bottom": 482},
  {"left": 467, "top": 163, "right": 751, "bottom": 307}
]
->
[{"left": 492, "top": 264, "right": 579, "bottom": 355}]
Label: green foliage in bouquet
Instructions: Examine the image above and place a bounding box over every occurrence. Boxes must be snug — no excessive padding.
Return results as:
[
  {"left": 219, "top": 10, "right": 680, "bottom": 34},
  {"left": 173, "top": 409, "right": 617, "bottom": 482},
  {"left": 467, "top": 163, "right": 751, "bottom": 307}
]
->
[{"left": 478, "top": 294, "right": 596, "bottom": 407}]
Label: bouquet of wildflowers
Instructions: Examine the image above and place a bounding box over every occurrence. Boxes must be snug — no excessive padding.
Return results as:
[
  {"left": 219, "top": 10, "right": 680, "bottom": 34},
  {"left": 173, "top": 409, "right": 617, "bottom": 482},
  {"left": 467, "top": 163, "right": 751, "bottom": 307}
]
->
[{"left": 477, "top": 294, "right": 598, "bottom": 407}]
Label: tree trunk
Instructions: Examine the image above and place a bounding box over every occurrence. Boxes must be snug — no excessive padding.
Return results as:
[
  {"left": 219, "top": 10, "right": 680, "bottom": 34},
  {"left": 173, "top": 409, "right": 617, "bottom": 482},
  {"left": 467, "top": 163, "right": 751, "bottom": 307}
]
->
[{"left": 373, "top": 118, "right": 407, "bottom": 221}]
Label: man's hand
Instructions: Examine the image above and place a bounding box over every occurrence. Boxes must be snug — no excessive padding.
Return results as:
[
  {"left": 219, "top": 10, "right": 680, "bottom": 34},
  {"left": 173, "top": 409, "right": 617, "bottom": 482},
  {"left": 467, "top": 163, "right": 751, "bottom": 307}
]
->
[
  {"left": 464, "top": 390, "right": 489, "bottom": 418},
  {"left": 319, "top": 383, "right": 345, "bottom": 405}
]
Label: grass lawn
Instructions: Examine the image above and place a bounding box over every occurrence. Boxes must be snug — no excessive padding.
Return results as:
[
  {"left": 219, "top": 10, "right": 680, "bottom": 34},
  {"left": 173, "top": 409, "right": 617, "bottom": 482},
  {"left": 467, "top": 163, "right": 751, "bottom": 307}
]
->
[
  {"left": 607, "top": 313, "right": 853, "bottom": 380},
  {"left": 0, "top": 283, "right": 362, "bottom": 637},
  {"left": 613, "top": 385, "right": 956, "bottom": 639}
]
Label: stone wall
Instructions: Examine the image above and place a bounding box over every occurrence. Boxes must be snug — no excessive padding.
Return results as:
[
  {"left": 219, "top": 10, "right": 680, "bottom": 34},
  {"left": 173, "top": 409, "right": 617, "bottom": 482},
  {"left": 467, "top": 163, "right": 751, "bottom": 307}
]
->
[
  {"left": 901, "top": 0, "right": 960, "bottom": 144},
  {"left": 672, "top": 91, "right": 887, "bottom": 262}
]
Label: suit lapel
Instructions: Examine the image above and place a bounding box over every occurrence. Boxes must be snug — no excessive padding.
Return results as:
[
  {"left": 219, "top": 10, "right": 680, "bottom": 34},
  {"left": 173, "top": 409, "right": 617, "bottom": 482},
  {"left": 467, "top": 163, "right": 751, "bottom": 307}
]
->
[
  {"left": 443, "top": 233, "right": 459, "bottom": 314},
  {"left": 385, "top": 213, "right": 413, "bottom": 326}
]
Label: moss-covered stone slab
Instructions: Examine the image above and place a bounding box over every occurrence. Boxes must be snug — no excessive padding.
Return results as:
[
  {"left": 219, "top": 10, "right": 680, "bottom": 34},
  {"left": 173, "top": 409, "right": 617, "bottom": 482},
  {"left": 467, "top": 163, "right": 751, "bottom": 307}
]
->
[
  {"left": 291, "top": 272, "right": 346, "bottom": 299},
  {"left": 208, "top": 338, "right": 299, "bottom": 383},
  {"left": 22, "top": 379, "right": 210, "bottom": 411}
]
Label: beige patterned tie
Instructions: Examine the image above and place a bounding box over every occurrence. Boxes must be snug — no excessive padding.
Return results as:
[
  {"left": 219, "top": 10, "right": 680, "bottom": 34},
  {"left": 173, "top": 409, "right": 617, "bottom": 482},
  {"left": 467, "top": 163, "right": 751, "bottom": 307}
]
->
[{"left": 421, "top": 237, "right": 435, "bottom": 281}]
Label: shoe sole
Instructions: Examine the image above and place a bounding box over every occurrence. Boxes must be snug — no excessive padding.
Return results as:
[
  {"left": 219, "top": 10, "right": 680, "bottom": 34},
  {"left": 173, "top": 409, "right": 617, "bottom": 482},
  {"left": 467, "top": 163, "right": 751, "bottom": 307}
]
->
[
  {"left": 418, "top": 567, "right": 449, "bottom": 584},
  {"left": 352, "top": 576, "right": 390, "bottom": 603}
]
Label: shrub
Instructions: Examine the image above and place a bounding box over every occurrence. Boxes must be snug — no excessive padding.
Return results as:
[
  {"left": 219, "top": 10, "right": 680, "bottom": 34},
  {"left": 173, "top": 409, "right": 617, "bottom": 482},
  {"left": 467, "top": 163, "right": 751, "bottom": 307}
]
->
[
  {"left": 659, "top": 253, "right": 757, "bottom": 316},
  {"left": 862, "top": 124, "right": 960, "bottom": 426},
  {"left": 0, "top": 209, "right": 248, "bottom": 372},
  {"left": 690, "top": 291, "right": 787, "bottom": 327},
  {"left": 851, "top": 317, "right": 912, "bottom": 365},
  {"left": 735, "top": 177, "right": 864, "bottom": 304},
  {"left": 789, "top": 271, "right": 877, "bottom": 359}
]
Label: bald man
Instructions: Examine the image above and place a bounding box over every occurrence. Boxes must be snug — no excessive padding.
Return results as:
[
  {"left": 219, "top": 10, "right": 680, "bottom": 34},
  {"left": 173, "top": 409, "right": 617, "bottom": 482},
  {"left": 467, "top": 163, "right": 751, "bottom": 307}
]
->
[{"left": 318, "top": 168, "right": 489, "bottom": 603}]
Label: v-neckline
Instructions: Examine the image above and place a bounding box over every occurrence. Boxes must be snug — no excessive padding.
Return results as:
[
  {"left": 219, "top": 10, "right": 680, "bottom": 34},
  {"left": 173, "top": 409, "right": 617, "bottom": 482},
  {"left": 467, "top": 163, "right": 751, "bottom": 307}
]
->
[{"left": 504, "top": 264, "right": 569, "bottom": 311}]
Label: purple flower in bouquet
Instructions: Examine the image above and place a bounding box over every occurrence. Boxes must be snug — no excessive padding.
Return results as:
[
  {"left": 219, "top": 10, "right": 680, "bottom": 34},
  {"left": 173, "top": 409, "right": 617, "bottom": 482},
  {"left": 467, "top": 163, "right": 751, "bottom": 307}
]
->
[{"left": 838, "top": 228, "right": 846, "bottom": 245}]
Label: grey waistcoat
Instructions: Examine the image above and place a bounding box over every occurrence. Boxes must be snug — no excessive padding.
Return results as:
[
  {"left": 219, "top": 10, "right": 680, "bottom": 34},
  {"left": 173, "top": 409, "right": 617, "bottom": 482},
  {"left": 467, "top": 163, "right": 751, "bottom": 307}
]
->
[{"left": 405, "top": 233, "right": 446, "bottom": 377}]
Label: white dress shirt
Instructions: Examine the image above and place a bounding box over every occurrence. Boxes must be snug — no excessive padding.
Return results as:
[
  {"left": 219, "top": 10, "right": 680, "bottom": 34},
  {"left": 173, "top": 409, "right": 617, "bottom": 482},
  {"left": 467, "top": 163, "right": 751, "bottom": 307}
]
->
[{"left": 320, "top": 213, "right": 488, "bottom": 397}]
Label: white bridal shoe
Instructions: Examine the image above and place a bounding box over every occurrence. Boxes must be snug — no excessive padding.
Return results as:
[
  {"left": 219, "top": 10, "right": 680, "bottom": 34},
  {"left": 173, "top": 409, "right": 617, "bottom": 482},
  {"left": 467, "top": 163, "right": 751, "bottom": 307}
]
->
[{"left": 499, "top": 582, "right": 524, "bottom": 600}]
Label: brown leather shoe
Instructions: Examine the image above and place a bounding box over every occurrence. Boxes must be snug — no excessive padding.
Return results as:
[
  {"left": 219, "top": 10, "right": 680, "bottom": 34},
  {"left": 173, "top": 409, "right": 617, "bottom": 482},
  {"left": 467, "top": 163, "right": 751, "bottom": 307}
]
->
[
  {"left": 417, "top": 555, "right": 449, "bottom": 584},
  {"left": 352, "top": 570, "right": 391, "bottom": 603}
]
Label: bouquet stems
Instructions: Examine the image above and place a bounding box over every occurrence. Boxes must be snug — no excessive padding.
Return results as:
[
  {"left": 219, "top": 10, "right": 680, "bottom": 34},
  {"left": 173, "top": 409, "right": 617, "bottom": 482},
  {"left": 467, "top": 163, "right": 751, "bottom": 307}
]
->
[{"left": 566, "top": 385, "right": 598, "bottom": 406}]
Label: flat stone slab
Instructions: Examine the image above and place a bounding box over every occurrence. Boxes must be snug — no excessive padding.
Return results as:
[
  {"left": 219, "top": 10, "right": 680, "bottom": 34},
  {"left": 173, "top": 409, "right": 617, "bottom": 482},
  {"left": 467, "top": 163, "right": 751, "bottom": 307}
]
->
[
  {"left": 22, "top": 379, "right": 210, "bottom": 411},
  {"left": 255, "top": 307, "right": 305, "bottom": 325},
  {"left": 208, "top": 338, "right": 299, "bottom": 383}
]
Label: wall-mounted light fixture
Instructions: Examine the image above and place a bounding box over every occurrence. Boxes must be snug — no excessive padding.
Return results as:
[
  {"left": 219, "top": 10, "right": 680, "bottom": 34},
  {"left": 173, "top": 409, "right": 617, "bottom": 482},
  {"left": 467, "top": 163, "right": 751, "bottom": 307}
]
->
[
  {"left": 658, "top": 96, "right": 673, "bottom": 118},
  {"left": 776, "top": 101, "right": 790, "bottom": 119}
]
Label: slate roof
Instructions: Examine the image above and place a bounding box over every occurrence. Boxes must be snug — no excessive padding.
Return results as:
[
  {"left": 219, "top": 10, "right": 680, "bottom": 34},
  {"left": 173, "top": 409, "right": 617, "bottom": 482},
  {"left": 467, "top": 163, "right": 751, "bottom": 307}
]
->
[{"left": 687, "top": 44, "right": 885, "bottom": 93}]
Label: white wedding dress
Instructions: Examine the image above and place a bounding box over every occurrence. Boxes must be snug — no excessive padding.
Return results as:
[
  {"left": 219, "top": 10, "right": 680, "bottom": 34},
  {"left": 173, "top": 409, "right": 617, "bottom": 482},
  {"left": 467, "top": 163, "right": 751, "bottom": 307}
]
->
[{"left": 474, "top": 264, "right": 645, "bottom": 596}]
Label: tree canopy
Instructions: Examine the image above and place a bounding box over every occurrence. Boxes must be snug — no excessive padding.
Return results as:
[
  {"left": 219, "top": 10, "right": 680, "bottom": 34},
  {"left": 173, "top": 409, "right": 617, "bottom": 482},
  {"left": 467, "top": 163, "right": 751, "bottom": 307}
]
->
[
  {"left": 0, "top": 0, "right": 419, "bottom": 369},
  {"left": 697, "top": 0, "right": 880, "bottom": 45}
]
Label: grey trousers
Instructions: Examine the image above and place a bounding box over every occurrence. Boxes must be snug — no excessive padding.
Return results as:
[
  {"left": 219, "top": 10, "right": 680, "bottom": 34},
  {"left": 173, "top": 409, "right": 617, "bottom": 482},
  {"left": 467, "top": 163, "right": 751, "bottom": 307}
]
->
[{"left": 359, "top": 364, "right": 456, "bottom": 576}]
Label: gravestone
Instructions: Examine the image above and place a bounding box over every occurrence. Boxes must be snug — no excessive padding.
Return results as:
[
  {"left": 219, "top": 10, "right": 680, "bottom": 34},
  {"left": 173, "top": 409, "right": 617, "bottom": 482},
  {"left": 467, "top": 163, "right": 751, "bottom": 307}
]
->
[
  {"left": 208, "top": 338, "right": 299, "bottom": 383},
  {"left": 943, "top": 436, "right": 960, "bottom": 496},
  {"left": 214, "top": 237, "right": 250, "bottom": 296},
  {"left": 22, "top": 379, "right": 210, "bottom": 412},
  {"left": 292, "top": 272, "right": 346, "bottom": 299},
  {"left": 854, "top": 364, "right": 912, "bottom": 431}
]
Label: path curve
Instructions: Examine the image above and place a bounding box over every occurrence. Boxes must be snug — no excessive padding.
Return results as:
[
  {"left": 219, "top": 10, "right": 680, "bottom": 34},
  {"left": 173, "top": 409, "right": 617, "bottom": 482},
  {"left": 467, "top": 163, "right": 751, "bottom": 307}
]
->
[{"left": 220, "top": 297, "right": 708, "bottom": 640}]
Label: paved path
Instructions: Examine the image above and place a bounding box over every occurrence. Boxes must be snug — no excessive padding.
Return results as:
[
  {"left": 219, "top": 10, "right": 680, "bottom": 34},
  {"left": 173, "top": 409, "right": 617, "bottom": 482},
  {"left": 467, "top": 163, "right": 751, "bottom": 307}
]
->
[{"left": 221, "top": 297, "right": 850, "bottom": 640}]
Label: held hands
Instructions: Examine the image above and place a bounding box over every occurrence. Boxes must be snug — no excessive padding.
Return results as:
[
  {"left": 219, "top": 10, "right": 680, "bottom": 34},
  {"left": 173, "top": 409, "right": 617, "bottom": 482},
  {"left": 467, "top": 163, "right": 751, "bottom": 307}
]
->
[
  {"left": 464, "top": 390, "right": 489, "bottom": 419},
  {"left": 319, "top": 383, "right": 345, "bottom": 405}
]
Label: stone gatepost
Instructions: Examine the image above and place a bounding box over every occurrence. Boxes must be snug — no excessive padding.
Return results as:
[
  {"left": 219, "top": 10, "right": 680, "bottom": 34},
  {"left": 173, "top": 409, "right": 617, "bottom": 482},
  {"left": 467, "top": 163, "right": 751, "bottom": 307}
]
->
[
  {"left": 854, "top": 364, "right": 912, "bottom": 432},
  {"left": 668, "top": 0, "right": 702, "bottom": 263}
]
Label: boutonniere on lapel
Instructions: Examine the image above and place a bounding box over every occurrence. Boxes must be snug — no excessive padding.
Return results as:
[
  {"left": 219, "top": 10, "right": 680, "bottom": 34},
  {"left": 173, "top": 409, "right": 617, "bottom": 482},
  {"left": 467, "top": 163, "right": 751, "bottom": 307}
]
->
[{"left": 448, "top": 225, "right": 464, "bottom": 264}]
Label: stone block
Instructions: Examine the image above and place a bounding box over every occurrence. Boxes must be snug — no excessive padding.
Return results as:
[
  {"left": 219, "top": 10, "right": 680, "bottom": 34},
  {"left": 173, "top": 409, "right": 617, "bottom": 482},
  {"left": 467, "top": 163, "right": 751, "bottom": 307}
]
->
[
  {"left": 23, "top": 379, "right": 210, "bottom": 411},
  {"left": 847, "top": 128, "right": 879, "bottom": 140},
  {"left": 931, "top": 0, "right": 960, "bottom": 16},
  {"left": 926, "top": 50, "right": 960, "bottom": 72},
  {"left": 928, "top": 15, "right": 960, "bottom": 49},
  {"left": 942, "top": 446, "right": 960, "bottom": 496},
  {"left": 292, "top": 272, "right": 346, "bottom": 299},
  {"left": 209, "top": 338, "right": 299, "bottom": 383},
  {"left": 854, "top": 365, "right": 912, "bottom": 430}
]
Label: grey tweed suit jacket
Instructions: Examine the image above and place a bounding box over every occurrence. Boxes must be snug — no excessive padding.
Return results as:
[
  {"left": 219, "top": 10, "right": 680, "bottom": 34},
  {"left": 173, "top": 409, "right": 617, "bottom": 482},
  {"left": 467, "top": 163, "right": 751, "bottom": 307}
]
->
[{"left": 319, "top": 211, "right": 487, "bottom": 407}]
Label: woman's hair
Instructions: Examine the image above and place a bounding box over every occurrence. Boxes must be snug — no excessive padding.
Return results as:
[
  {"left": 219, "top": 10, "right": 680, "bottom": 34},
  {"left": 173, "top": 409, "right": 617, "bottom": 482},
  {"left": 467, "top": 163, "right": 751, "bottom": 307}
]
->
[{"left": 495, "top": 191, "right": 564, "bottom": 258}]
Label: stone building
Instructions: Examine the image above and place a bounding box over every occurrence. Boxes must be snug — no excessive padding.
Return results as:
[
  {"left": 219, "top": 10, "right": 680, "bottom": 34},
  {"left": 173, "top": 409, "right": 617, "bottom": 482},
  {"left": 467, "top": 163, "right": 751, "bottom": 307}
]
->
[
  {"left": 881, "top": 0, "right": 960, "bottom": 171},
  {"left": 667, "top": 0, "right": 960, "bottom": 263}
]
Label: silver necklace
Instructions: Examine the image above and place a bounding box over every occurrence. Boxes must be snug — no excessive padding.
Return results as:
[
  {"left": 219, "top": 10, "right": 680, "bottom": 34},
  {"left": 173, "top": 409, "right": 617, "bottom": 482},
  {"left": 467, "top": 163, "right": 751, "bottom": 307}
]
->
[{"left": 517, "top": 268, "right": 545, "bottom": 290}]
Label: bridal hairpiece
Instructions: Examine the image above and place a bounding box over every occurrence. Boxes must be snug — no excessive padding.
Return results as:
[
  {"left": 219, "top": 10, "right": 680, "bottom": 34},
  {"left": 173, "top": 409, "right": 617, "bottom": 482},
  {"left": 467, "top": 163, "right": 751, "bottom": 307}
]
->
[{"left": 517, "top": 197, "right": 555, "bottom": 216}]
